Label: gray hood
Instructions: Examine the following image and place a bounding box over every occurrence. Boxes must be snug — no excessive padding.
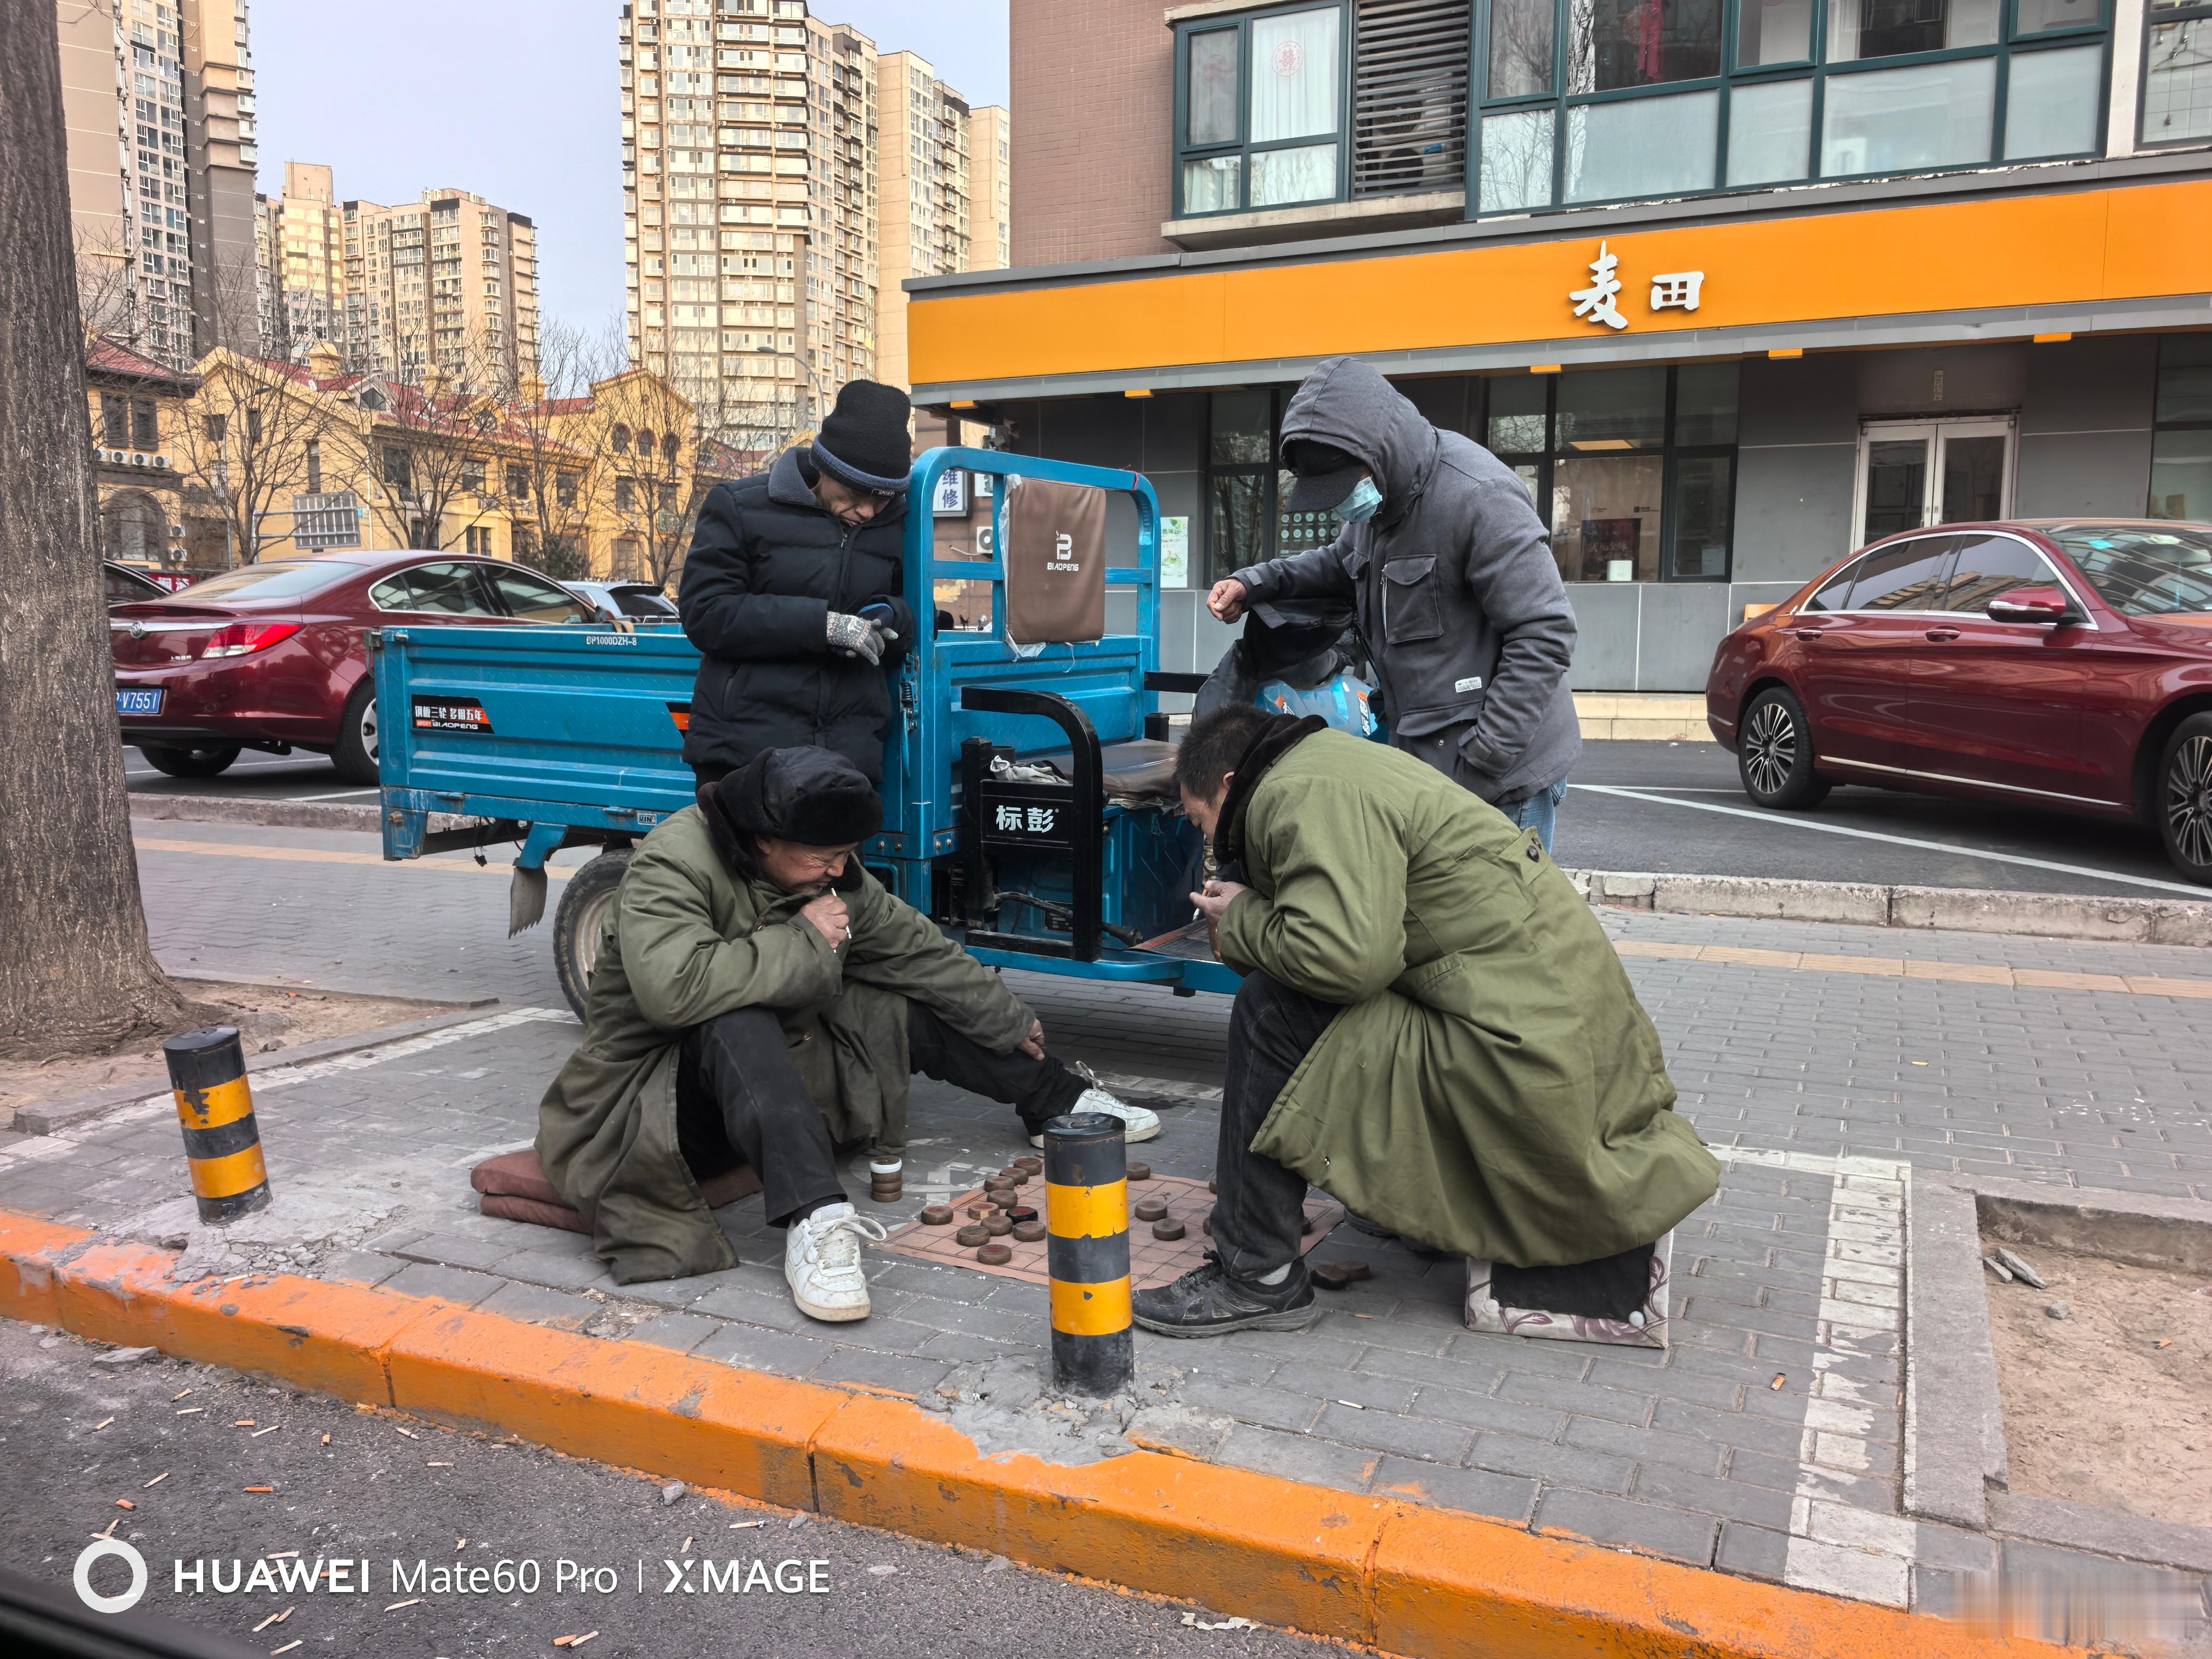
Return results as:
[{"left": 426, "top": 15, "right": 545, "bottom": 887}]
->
[{"left": 1279, "top": 356, "right": 1439, "bottom": 529}]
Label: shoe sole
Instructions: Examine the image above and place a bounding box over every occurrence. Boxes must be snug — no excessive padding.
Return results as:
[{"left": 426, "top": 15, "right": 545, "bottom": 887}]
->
[
  {"left": 1029, "top": 1119, "right": 1161, "bottom": 1150},
  {"left": 793, "top": 1296, "right": 871, "bottom": 1323},
  {"left": 1132, "top": 1299, "right": 1321, "bottom": 1338}
]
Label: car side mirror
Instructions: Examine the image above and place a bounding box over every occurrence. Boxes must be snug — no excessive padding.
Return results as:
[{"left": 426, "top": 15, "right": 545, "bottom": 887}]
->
[{"left": 1986, "top": 586, "right": 2072, "bottom": 625}]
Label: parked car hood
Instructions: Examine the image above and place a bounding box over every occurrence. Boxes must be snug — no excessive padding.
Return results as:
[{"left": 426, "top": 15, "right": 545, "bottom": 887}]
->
[{"left": 2119, "top": 613, "right": 2212, "bottom": 653}]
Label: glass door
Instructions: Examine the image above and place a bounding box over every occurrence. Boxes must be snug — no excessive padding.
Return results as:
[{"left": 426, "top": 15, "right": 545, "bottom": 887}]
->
[{"left": 1853, "top": 417, "right": 2015, "bottom": 546}]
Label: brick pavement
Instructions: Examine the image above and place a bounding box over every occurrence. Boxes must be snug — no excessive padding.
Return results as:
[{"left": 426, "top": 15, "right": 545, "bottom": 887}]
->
[{"left": 1, "top": 823, "right": 2206, "bottom": 1635}]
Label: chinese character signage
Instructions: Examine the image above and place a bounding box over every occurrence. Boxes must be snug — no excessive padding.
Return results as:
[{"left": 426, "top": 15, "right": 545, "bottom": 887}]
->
[{"left": 1569, "top": 241, "right": 1706, "bottom": 332}]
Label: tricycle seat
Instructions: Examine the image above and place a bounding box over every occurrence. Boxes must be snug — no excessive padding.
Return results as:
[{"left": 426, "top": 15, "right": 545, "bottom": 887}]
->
[{"left": 1029, "top": 737, "right": 1182, "bottom": 802}]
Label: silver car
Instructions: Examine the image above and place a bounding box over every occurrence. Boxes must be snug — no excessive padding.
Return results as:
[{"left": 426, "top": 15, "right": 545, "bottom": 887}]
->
[{"left": 563, "top": 579, "right": 680, "bottom": 626}]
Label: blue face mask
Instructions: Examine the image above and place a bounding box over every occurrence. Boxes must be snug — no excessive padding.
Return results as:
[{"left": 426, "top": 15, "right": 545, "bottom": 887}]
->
[{"left": 1332, "top": 476, "right": 1384, "bottom": 524}]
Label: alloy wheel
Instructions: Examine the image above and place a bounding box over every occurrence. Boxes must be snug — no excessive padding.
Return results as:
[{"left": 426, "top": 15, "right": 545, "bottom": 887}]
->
[
  {"left": 1743, "top": 699, "right": 1798, "bottom": 798},
  {"left": 361, "top": 696, "right": 379, "bottom": 765},
  {"left": 2168, "top": 734, "right": 2212, "bottom": 869}
]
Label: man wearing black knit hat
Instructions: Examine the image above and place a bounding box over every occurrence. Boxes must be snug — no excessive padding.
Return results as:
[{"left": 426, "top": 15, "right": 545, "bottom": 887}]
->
[
  {"left": 537, "top": 746, "right": 1153, "bottom": 1316},
  {"left": 677, "top": 379, "right": 921, "bottom": 787}
]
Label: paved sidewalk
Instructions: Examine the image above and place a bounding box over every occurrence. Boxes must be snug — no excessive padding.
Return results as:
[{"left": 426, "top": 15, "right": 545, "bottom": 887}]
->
[{"left": 2, "top": 824, "right": 2208, "bottom": 1639}]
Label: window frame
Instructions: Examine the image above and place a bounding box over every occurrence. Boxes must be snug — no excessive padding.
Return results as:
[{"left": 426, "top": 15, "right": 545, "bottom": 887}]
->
[
  {"left": 1171, "top": 1, "right": 1355, "bottom": 219},
  {"left": 2140, "top": 0, "right": 2212, "bottom": 150},
  {"left": 1483, "top": 366, "right": 1741, "bottom": 584},
  {"left": 1471, "top": 0, "right": 2113, "bottom": 215}
]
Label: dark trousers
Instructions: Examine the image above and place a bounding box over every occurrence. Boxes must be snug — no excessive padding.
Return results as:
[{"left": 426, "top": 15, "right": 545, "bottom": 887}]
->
[
  {"left": 1213, "top": 970, "right": 1339, "bottom": 1279},
  {"left": 675, "top": 1002, "right": 1087, "bottom": 1228}
]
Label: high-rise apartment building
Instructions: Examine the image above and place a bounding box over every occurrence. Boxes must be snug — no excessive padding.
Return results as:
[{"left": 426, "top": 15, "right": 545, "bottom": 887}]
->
[
  {"left": 255, "top": 160, "right": 343, "bottom": 354},
  {"left": 335, "top": 188, "right": 539, "bottom": 388},
  {"left": 622, "top": 0, "right": 868, "bottom": 448},
  {"left": 59, "top": 0, "right": 261, "bottom": 368},
  {"left": 874, "top": 53, "right": 1010, "bottom": 389},
  {"left": 968, "top": 103, "right": 1010, "bottom": 275},
  {"left": 621, "top": 1, "right": 1011, "bottom": 433}
]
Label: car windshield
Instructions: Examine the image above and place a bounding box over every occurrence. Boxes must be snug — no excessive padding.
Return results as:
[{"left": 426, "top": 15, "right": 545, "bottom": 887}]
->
[
  {"left": 159, "top": 561, "right": 354, "bottom": 602},
  {"left": 2048, "top": 525, "right": 2212, "bottom": 616}
]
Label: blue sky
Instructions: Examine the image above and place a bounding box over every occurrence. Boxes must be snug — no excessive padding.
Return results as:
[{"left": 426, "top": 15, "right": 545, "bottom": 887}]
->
[{"left": 248, "top": 1, "right": 1008, "bottom": 341}]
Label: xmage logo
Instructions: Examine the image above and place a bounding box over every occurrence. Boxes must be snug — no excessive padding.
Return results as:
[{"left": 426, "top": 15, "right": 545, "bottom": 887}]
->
[{"left": 74, "top": 1539, "right": 149, "bottom": 1614}]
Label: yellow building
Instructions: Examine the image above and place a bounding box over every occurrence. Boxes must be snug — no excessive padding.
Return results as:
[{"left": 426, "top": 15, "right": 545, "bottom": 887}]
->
[
  {"left": 86, "top": 334, "right": 227, "bottom": 571},
  {"left": 174, "top": 347, "right": 710, "bottom": 584}
]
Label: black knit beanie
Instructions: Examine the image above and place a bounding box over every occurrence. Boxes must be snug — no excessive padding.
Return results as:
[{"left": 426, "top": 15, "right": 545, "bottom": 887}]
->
[
  {"left": 708, "top": 746, "right": 884, "bottom": 852},
  {"left": 811, "top": 379, "right": 913, "bottom": 493}
]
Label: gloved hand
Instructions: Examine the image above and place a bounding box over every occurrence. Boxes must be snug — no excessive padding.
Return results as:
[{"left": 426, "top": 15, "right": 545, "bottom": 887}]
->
[
  {"left": 856, "top": 602, "right": 900, "bottom": 645},
  {"left": 826, "top": 610, "right": 887, "bottom": 665}
]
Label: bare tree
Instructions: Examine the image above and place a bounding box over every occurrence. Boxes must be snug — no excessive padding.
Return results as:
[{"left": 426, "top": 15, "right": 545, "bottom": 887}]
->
[
  {"left": 501, "top": 316, "right": 620, "bottom": 582},
  {"left": 596, "top": 366, "right": 706, "bottom": 586},
  {"left": 172, "top": 348, "right": 340, "bottom": 565},
  {"left": 0, "top": 0, "right": 190, "bottom": 1053},
  {"left": 75, "top": 220, "right": 143, "bottom": 352},
  {"left": 333, "top": 332, "right": 503, "bottom": 553}
]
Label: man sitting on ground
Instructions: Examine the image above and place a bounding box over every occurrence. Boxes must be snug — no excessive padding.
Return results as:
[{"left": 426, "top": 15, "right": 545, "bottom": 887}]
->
[
  {"left": 1134, "top": 704, "right": 1718, "bottom": 1337},
  {"left": 538, "top": 746, "right": 1153, "bottom": 1318}
]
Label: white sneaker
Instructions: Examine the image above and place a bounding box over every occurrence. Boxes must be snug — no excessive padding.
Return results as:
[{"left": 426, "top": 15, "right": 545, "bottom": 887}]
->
[
  {"left": 784, "top": 1201, "right": 887, "bottom": 1323},
  {"left": 1029, "top": 1076, "right": 1160, "bottom": 1148}
]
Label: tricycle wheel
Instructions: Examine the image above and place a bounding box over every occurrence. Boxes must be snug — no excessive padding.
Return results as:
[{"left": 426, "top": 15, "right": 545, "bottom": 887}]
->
[{"left": 553, "top": 848, "right": 632, "bottom": 1019}]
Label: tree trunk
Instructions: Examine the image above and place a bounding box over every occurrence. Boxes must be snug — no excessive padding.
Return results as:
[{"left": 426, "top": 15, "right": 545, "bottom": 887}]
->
[{"left": 0, "top": 0, "right": 186, "bottom": 1055}]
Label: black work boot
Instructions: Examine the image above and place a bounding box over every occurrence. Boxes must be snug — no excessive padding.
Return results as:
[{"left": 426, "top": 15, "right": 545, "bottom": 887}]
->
[{"left": 1132, "top": 1251, "right": 1319, "bottom": 1338}]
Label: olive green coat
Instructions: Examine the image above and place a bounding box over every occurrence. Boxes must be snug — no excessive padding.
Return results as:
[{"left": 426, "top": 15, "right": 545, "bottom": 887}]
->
[
  {"left": 536, "top": 806, "right": 1035, "bottom": 1284},
  {"left": 1218, "top": 729, "right": 1717, "bottom": 1266}
]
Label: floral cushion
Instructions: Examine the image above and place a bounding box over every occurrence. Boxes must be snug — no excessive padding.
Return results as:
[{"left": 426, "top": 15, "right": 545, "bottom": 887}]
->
[{"left": 1463, "top": 1231, "right": 1673, "bottom": 1349}]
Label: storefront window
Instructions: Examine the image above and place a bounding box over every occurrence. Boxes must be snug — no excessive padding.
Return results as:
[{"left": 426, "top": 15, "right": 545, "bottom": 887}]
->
[
  {"left": 2149, "top": 335, "right": 2212, "bottom": 521},
  {"left": 1485, "top": 363, "right": 1738, "bottom": 583},
  {"left": 1476, "top": 0, "right": 2109, "bottom": 210},
  {"left": 2143, "top": 0, "right": 2212, "bottom": 147},
  {"left": 1208, "top": 390, "right": 1278, "bottom": 581}
]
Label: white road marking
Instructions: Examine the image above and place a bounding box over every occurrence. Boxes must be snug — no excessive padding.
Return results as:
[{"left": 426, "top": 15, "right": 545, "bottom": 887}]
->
[
  {"left": 1720, "top": 1149, "right": 1916, "bottom": 1609},
  {"left": 286, "top": 788, "right": 381, "bottom": 801},
  {"left": 1575, "top": 784, "right": 2207, "bottom": 898},
  {"left": 1, "top": 1008, "right": 578, "bottom": 1143}
]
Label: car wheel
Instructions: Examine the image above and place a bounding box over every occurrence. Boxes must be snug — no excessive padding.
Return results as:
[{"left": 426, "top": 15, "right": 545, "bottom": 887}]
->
[
  {"left": 332, "top": 680, "right": 380, "bottom": 786},
  {"left": 137, "top": 744, "right": 242, "bottom": 779},
  {"left": 1737, "top": 687, "right": 1831, "bottom": 810},
  {"left": 2158, "top": 713, "right": 2212, "bottom": 884},
  {"left": 552, "top": 848, "right": 632, "bottom": 1020}
]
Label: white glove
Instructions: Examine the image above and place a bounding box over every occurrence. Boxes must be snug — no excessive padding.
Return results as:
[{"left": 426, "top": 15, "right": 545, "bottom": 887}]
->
[{"left": 825, "top": 611, "right": 886, "bottom": 666}]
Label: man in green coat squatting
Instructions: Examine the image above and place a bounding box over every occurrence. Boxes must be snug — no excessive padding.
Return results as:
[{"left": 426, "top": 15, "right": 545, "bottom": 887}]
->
[
  {"left": 1135, "top": 703, "right": 1718, "bottom": 1337},
  {"left": 537, "top": 745, "right": 1150, "bottom": 1319}
]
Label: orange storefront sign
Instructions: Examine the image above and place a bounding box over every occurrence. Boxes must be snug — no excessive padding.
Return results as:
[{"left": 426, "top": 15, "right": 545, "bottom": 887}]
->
[{"left": 909, "top": 179, "right": 2212, "bottom": 388}]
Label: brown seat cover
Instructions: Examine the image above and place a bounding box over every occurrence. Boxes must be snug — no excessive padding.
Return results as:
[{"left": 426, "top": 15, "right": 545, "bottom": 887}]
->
[
  {"left": 470, "top": 1148, "right": 761, "bottom": 1235},
  {"left": 1027, "top": 738, "right": 1182, "bottom": 799}
]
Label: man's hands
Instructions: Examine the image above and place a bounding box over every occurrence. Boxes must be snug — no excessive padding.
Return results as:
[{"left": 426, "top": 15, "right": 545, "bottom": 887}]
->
[
  {"left": 826, "top": 610, "right": 888, "bottom": 665},
  {"left": 1206, "top": 579, "right": 1250, "bottom": 624},
  {"left": 1189, "top": 880, "right": 1247, "bottom": 923},
  {"left": 799, "top": 891, "right": 851, "bottom": 948},
  {"left": 1017, "top": 1019, "right": 1047, "bottom": 1061}
]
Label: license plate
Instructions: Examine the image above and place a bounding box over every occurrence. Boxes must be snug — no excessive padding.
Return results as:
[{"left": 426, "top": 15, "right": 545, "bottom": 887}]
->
[{"left": 115, "top": 688, "right": 163, "bottom": 716}]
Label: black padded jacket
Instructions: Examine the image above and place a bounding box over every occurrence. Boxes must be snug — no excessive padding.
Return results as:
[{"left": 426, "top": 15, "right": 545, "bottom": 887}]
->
[{"left": 676, "top": 447, "right": 913, "bottom": 785}]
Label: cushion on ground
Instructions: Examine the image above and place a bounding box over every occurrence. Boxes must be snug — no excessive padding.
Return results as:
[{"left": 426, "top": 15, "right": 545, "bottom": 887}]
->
[{"left": 470, "top": 1148, "right": 760, "bottom": 1234}]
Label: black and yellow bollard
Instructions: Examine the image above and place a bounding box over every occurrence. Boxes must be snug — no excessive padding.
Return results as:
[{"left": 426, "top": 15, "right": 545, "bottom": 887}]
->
[
  {"left": 163, "top": 1027, "right": 272, "bottom": 1223},
  {"left": 1043, "top": 1111, "right": 1133, "bottom": 1394}
]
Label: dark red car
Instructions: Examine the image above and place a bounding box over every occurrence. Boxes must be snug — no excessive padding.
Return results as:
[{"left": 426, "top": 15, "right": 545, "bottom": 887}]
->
[
  {"left": 1705, "top": 521, "right": 2212, "bottom": 882},
  {"left": 110, "top": 550, "right": 595, "bottom": 783}
]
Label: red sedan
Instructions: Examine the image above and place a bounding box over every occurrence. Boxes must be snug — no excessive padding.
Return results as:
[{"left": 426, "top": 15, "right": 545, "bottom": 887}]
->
[
  {"left": 1705, "top": 521, "right": 2212, "bottom": 882},
  {"left": 110, "top": 549, "right": 594, "bottom": 783}
]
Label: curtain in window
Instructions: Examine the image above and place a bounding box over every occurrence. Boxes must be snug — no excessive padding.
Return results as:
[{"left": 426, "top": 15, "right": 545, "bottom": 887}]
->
[{"left": 1250, "top": 9, "right": 1341, "bottom": 144}]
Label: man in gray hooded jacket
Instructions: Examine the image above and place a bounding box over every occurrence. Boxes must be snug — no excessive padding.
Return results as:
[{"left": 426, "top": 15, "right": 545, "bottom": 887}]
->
[{"left": 1209, "top": 357, "right": 1580, "bottom": 845}]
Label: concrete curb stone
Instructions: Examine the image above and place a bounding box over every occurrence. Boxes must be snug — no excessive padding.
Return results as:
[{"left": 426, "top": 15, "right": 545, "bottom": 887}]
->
[
  {"left": 1566, "top": 869, "right": 2212, "bottom": 945},
  {"left": 129, "top": 795, "right": 486, "bottom": 835}
]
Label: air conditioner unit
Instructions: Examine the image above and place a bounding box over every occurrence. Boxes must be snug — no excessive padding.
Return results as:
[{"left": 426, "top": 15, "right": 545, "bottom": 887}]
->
[
  {"left": 130, "top": 452, "right": 149, "bottom": 466},
  {"left": 153, "top": 455, "right": 170, "bottom": 469}
]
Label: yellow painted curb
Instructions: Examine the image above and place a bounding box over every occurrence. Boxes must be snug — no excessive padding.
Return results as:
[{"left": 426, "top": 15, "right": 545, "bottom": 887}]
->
[{"left": 0, "top": 1209, "right": 2062, "bottom": 1659}]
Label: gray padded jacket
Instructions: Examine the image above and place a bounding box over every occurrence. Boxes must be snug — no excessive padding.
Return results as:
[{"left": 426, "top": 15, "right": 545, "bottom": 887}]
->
[{"left": 1232, "top": 356, "right": 1581, "bottom": 805}]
